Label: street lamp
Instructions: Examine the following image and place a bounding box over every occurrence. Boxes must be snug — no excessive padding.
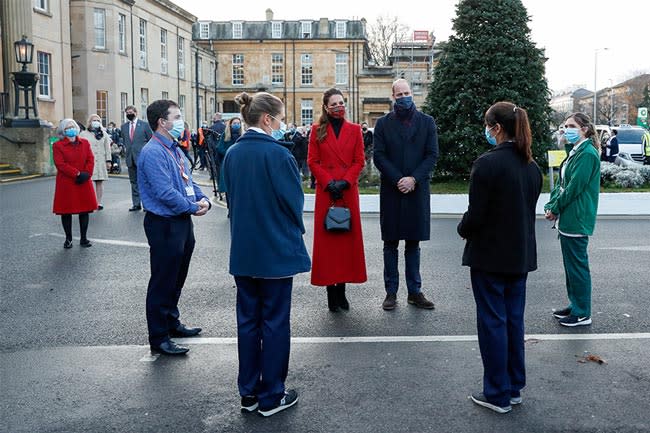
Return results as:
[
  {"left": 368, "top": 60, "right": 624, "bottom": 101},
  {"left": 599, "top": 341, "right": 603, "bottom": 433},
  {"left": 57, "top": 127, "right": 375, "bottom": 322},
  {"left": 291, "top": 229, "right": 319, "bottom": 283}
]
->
[
  {"left": 11, "top": 36, "right": 40, "bottom": 126},
  {"left": 593, "top": 47, "right": 608, "bottom": 124}
]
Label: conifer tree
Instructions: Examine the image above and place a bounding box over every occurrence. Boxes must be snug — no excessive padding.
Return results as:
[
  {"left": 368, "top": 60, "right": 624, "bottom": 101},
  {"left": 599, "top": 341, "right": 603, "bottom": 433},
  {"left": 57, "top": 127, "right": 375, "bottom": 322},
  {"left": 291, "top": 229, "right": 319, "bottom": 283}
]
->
[{"left": 423, "top": 0, "right": 552, "bottom": 177}]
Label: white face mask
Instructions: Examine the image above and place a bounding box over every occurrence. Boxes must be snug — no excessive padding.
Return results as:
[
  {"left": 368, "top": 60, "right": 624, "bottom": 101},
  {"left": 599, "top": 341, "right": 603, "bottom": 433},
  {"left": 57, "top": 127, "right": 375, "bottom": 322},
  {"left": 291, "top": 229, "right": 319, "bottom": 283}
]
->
[{"left": 91, "top": 120, "right": 101, "bottom": 129}]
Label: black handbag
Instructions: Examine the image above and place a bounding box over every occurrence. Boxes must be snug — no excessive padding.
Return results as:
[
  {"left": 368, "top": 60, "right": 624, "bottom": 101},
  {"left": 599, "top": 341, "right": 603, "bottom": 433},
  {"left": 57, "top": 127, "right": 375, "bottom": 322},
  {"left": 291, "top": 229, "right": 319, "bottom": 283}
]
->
[{"left": 324, "top": 205, "right": 351, "bottom": 232}]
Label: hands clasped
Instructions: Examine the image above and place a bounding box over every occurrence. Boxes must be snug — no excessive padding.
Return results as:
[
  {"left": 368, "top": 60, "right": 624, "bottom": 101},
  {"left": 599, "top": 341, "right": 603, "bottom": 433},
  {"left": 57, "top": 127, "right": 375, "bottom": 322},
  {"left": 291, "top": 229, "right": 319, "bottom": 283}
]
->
[
  {"left": 194, "top": 198, "right": 211, "bottom": 216},
  {"left": 326, "top": 180, "right": 350, "bottom": 201},
  {"left": 397, "top": 176, "right": 416, "bottom": 194},
  {"left": 75, "top": 171, "right": 91, "bottom": 184}
]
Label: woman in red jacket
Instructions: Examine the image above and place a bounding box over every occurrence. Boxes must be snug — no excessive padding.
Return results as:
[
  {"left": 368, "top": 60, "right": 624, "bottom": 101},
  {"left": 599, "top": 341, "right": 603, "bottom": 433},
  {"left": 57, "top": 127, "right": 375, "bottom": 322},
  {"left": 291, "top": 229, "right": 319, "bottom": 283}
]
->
[
  {"left": 52, "top": 119, "right": 98, "bottom": 248},
  {"left": 308, "top": 88, "right": 367, "bottom": 311}
]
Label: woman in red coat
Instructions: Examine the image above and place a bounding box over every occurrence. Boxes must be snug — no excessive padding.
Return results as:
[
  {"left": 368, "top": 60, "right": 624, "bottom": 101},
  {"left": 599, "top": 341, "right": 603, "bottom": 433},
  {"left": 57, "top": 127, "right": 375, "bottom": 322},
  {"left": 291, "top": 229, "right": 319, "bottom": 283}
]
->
[
  {"left": 308, "top": 88, "right": 367, "bottom": 312},
  {"left": 52, "top": 119, "right": 98, "bottom": 248}
]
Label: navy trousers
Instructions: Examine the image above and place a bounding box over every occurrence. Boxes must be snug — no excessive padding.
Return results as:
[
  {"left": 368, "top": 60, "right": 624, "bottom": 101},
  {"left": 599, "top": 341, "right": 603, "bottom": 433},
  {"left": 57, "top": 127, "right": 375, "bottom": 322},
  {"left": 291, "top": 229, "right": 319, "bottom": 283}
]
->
[
  {"left": 470, "top": 269, "right": 527, "bottom": 407},
  {"left": 383, "top": 240, "right": 421, "bottom": 294},
  {"left": 143, "top": 213, "right": 195, "bottom": 346},
  {"left": 235, "top": 276, "right": 292, "bottom": 410}
]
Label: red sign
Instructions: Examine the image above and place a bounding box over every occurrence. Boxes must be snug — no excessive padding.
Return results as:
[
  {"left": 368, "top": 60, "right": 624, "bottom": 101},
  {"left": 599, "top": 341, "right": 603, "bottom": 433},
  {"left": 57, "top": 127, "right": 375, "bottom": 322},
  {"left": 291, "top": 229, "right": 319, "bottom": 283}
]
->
[{"left": 413, "top": 31, "right": 429, "bottom": 41}]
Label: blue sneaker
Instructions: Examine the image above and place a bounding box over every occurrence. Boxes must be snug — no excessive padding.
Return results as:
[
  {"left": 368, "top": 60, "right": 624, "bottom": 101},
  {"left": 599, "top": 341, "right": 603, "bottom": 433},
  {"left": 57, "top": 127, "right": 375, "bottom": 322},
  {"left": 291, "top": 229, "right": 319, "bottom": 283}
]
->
[
  {"left": 258, "top": 389, "right": 298, "bottom": 417},
  {"left": 470, "top": 392, "right": 512, "bottom": 414}
]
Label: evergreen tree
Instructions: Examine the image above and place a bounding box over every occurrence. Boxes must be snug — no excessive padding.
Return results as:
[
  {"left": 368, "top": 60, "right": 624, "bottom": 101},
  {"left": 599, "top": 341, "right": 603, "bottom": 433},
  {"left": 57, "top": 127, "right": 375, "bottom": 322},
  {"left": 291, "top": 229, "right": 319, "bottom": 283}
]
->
[{"left": 423, "top": 0, "right": 552, "bottom": 178}]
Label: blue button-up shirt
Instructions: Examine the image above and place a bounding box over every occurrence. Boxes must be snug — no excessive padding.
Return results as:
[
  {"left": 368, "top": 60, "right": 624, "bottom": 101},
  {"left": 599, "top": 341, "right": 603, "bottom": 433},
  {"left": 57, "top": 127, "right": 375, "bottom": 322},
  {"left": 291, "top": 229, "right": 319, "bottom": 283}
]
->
[{"left": 137, "top": 132, "right": 207, "bottom": 217}]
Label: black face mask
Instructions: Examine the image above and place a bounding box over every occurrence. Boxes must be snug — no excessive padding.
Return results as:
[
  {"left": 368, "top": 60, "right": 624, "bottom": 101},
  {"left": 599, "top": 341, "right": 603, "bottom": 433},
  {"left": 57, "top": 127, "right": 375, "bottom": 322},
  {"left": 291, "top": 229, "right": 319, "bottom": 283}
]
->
[
  {"left": 126, "top": 113, "right": 136, "bottom": 121},
  {"left": 362, "top": 127, "right": 367, "bottom": 131}
]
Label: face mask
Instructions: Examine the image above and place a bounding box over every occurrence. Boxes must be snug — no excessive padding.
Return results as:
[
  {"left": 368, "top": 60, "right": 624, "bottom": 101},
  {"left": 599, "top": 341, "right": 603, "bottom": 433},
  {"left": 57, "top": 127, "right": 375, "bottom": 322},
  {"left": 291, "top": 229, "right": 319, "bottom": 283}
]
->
[
  {"left": 394, "top": 95, "right": 414, "bottom": 110},
  {"left": 167, "top": 119, "right": 185, "bottom": 139},
  {"left": 91, "top": 121, "right": 101, "bottom": 129},
  {"left": 126, "top": 113, "right": 136, "bottom": 121},
  {"left": 64, "top": 128, "right": 78, "bottom": 138},
  {"left": 362, "top": 127, "right": 367, "bottom": 131},
  {"left": 231, "top": 123, "right": 241, "bottom": 132},
  {"left": 271, "top": 121, "right": 287, "bottom": 140},
  {"left": 327, "top": 106, "right": 346, "bottom": 119},
  {"left": 564, "top": 128, "right": 581, "bottom": 144},
  {"left": 485, "top": 126, "right": 497, "bottom": 146}
]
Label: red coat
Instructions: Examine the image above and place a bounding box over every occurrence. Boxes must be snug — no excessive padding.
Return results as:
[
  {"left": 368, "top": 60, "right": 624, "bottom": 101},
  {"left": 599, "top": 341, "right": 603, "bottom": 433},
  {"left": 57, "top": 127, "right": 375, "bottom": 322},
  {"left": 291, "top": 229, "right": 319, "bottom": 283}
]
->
[
  {"left": 307, "top": 121, "right": 367, "bottom": 286},
  {"left": 52, "top": 137, "right": 98, "bottom": 214}
]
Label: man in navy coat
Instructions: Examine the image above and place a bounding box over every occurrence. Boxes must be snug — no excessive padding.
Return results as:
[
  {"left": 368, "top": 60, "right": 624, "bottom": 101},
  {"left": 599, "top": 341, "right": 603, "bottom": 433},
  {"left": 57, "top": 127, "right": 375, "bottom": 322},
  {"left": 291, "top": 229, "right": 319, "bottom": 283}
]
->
[{"left": 373, "top": 79, "right": 439, "bottom": 311}]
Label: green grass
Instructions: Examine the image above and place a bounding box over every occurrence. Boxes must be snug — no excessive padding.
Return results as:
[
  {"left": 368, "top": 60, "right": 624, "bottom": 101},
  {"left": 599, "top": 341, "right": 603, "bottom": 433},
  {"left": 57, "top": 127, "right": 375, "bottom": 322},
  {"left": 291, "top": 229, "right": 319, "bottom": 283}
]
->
[{"left": 303, "top": 175, "right": 650, "bottom": 194}]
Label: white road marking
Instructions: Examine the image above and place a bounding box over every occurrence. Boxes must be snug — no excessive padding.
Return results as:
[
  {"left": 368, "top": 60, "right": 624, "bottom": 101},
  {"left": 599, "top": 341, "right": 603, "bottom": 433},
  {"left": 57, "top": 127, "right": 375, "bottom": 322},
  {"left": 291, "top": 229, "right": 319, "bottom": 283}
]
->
[
  {"left": 139, "top": 353, "right": 160, "bottom": 362},
  {"left": 48, "top": 232, "right": 149, "bottom": 248},
  {"left": 172, "top": 333, "right": 650, "bottom": 346},
  {"left": 599, "top": 246, "right": 650, "bottom": 251}
]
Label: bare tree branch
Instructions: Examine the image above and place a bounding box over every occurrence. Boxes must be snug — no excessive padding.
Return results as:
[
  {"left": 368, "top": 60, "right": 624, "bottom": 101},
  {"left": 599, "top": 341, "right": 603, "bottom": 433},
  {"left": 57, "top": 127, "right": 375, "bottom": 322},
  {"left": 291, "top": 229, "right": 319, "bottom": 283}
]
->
[{"left": 367, "top": 15, "right": 410, "bottom": 66}]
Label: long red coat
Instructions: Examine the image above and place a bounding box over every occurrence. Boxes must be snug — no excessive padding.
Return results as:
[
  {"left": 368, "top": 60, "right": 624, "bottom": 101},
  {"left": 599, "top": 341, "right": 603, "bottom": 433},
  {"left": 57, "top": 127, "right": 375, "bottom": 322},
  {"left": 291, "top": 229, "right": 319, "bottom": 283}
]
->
[
  {"left": 52, "top": 137, "right": 98, "bottom": 215},
  {"left": 307, "top": 121, "right": 367, "bottom": 286}
]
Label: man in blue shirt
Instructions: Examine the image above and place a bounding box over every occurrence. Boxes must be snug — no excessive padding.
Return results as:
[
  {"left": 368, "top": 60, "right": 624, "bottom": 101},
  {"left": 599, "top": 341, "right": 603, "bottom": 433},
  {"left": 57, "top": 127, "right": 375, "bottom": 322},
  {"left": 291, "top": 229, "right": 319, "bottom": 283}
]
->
[{"left": 138, "top": 99, "right": 211, "bottom": 356}]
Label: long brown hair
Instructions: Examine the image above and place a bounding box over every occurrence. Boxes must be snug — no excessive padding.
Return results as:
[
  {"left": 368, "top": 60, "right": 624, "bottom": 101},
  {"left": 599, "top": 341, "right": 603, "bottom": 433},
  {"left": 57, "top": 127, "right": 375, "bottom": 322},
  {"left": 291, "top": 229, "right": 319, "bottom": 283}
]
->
[
  {"left": 566, "top": 112, "right": 601, "bottom": 151},
  {"left": 485, "top": 101, "right": 533, "bottom": 162},
  {"left": 316, "top": 88, "right": 344, "bottom": 143}
]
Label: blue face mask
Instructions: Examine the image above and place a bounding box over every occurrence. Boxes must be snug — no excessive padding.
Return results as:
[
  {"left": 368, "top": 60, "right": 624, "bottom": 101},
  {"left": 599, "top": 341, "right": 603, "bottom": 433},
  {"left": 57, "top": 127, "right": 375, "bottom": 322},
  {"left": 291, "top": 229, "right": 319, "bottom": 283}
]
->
[
  {"left": 168, "top": 119, "right": 185, "bottom": 139},
  {"left": 270, "top": 118, "right": 287, "bottom": 140},
  {"left": 394, "top": 95, "right": 414, "bottom": 110},
  {"left": 484, "top": 126, "right": 497, "bottom": 146},
  {"left": 231, "top": 123, "right": 241, "bottom": 132},
  {"left": 564, "top": 128, "right": 581, "bottom": 144},
  {"left": 64, "top": 128, "right": 78, "bottom": 138}
]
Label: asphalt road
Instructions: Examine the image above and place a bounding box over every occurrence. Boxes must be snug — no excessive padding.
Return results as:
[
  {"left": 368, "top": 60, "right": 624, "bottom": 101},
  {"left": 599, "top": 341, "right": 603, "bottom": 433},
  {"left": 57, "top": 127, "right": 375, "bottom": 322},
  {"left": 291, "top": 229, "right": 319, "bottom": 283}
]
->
[{"left": 1, "top": 177, "right": 649, "bottom": 433}]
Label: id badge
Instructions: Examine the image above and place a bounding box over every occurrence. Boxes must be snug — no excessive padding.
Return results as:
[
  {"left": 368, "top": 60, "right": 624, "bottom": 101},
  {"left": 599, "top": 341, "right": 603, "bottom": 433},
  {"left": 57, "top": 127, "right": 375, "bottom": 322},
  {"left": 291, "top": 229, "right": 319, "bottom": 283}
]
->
[{"left": 185, "top": 185, "right": 195, "bottom": 197}]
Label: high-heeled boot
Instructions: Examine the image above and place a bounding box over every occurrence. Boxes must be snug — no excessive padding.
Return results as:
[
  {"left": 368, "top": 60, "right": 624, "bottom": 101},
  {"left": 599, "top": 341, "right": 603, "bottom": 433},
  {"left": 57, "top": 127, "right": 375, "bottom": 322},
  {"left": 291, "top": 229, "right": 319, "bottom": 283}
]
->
[
  {"left": 327, "top": 286, "right": 340, "bottom": 312},
  {"left": 337, "top": 283, "right": 349, "bottom": 310}
]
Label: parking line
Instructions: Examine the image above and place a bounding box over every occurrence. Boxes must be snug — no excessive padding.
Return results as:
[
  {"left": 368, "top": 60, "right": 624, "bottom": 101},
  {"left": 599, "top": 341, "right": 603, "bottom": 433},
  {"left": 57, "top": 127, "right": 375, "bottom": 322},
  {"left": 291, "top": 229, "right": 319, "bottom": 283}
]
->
[{"left": 48, "top": 232, "right": 149, "bottom": 248}]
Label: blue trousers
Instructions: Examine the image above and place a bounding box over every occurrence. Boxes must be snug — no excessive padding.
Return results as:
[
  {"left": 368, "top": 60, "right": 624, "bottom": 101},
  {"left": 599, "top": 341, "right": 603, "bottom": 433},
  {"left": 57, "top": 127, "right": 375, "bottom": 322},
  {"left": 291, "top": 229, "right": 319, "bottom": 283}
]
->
[
  {"left": 143, "top": 213, "right": 195, "bottom": 346},
  {"left": 471, "top": 269, "right": 527, "bottom": 407},
  {"left": 235, "top": 276, "right": 292, "bottom": 410},
  {"left": 383, "top": 240, "right": 421, "bottom": 294}
]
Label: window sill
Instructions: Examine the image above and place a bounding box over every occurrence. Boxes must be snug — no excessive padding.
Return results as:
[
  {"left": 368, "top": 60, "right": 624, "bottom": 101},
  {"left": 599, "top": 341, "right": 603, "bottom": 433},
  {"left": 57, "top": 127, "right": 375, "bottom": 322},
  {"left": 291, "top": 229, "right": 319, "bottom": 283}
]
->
[
  {"left": 92, "top": 48, "right": 109, "bottom": 53},
  {"left": 38, "top": 96, "right": 55, "bottom": 102},
  {"left": 33, "top": 7, "right": 53, "bottom": 17},
  {"left": 118, "top": 51, "right": 128, "bottom": 57}
]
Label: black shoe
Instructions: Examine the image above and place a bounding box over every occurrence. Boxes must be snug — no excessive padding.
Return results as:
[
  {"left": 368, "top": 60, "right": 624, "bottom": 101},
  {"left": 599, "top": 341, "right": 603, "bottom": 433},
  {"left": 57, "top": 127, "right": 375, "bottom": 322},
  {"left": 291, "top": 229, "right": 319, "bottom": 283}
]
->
[
  {"left": 327, "top": 286, "right": 340, "bottom": 312},
  {"left": 63, "top": 240, "right": 73, "bottom": 249},
  {"left": 150, "top": 340, "right": 189, "bottom": 355},
  {"left": 407, "top": 292, "right": 435, "bottom": 309},
  {"left": 241, "top": 395, "right": 259, "bottom": 413},
  {"left": 337, "top": 284, "right": 349, "bottom": 310},
  {"left": 559, "top": 315, "right": 592, "bottom": 327},
  {"left": 169, "top": 324, "right": 202, "bottom": 338},
  {"left": 552, "top": 306, "right": 572, "bottom": 319},
  {"left": 258, "top": 389, "right": 298, "bottom": 417},
  {"left": 470, "top": 392, "right": 512, "bottom": 414},
  {"left": 129, "top": 205, "right": 142, "bottom": 212},
  {"left": 97, "top": 205, "right": 104, "bottom": 210},
  {"left": 80, "top": 239, "right": 92, "bottom": 248},
  {"left": 382, "top": 293, "right": 397, "bottom": 310}
]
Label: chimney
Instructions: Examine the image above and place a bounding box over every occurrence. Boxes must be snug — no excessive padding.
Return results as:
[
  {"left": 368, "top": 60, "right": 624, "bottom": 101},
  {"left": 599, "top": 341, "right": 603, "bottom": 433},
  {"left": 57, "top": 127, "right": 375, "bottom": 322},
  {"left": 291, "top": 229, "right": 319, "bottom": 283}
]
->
[
  {"left": 266, "top": 9, "right": 273, "bottom": 21},
  {"left": 319, "top": 17, "right": 329, "bottom": 35}
]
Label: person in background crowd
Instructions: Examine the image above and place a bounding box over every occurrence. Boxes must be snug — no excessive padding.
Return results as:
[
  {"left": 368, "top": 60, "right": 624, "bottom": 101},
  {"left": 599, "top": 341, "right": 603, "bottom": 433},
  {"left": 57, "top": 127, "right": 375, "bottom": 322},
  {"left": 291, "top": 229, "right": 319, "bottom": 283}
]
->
[
  {"left": 361, "top": 121, "right": 374, "bottom": 167},
  {"left": 216, "top": 117, "right": 243, "bottom": 204},
  {"left": 81, "top": 114, "right": 112, "bottom": 210},
  {"left": 52, "top": 119, "right": 98, "bottom": 248},
  {"left": 107, "top": 121, "right": 124, "bottom": 173},
  {"left": 603, "top": 129, "right": 619, "bottom": 163},
  {"left": 373, "top": 78, "right": 439, "bottom": 311},
  {"left": 642, "top": 128, "right": 650, "bottom": 165},
  {"left": 223, "top": 91, "right": 310, "bottom": 417},
  {"left": 290, "top": 126, "right": 309, "bottom": 179},
  {"left": 138, "top": 99, "right": 211, "bottom": 356},
  {"left": 121, "top": 105, "right": 153, "bottom": 211},
  {"left": 544, "top": 112, "right": 601, "bottom": 327},
  {"left": 211, "top": 112, "right": 226, "bottom": 136},
  {"left": 307, "top": 88, "right": 367, "bottom": 312},
  {"left": 179, "top": 121, "right": 194, "bottom": 168},
  {"left": 458, "top": 101, "right": 542, "bottom": 414}
]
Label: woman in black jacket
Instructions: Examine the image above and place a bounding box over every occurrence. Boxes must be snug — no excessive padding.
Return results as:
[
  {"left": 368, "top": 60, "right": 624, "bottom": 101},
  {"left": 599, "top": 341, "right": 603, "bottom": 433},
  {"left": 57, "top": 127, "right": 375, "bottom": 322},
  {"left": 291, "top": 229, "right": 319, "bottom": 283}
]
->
[{"left": 458, "top": 102, "right": 542, "bottom": 414}]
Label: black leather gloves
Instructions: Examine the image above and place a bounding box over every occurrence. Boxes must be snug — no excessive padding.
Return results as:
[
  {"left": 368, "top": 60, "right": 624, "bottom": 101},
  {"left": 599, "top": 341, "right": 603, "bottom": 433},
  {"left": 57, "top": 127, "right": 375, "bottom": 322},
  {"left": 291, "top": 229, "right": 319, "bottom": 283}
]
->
[
  {"left": 76, "top": 171, "right": 90, "bottom": 184},
  {"left": 326, "top": 179, "right": 350, "bottom": 201}
]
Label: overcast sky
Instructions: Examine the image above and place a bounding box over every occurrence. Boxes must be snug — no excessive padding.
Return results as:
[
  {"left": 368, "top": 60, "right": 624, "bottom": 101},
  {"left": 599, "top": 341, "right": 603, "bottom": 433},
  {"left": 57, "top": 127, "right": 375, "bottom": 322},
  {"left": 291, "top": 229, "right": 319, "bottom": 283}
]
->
[{"left": 174, "top": 0, "right": 650, "bottom": 93}]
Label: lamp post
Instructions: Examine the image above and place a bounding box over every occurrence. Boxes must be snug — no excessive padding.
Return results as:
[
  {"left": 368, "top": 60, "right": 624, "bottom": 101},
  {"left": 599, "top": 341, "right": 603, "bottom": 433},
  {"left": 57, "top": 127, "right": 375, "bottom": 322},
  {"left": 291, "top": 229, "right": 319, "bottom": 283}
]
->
[
  {"left": 11, "top": 36, "right": 41, "bottom": 127},
  {"left": 593, "top": 47, "right": 608, "bottom": 124}
]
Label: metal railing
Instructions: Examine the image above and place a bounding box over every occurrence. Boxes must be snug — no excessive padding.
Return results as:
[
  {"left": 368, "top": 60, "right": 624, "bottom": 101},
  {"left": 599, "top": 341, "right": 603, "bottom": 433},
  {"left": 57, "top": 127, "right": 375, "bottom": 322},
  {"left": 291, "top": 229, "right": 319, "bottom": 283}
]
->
[{"left": 0, "top": 92, "right": 9, "bottom": 127}]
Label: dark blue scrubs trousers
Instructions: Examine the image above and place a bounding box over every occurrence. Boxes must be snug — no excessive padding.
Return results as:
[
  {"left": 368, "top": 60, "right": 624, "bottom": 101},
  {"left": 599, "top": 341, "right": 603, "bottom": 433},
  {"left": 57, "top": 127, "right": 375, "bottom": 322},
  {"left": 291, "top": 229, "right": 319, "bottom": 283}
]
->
[
  {"left": 144, "top": 212, "right": 195, "bottom": 346},
  {"left": 471, "top": 269, "right": 527, "bottom": 407},
  {"left": 235, "top": 276, "right": 292, "bottom": 410},
  {"left": 383, "top": 240, "right": 421, "bottom": 294}
]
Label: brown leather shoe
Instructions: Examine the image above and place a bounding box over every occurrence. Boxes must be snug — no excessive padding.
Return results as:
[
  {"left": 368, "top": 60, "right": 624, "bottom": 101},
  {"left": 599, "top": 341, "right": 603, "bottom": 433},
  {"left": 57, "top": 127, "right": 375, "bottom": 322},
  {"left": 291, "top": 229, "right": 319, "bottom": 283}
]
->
[
  {"left": 407, "top": 292, "right": 435, "bottom": 309},
  {"left": 382, "top": 293, "right": 397, "bottom": 310}
]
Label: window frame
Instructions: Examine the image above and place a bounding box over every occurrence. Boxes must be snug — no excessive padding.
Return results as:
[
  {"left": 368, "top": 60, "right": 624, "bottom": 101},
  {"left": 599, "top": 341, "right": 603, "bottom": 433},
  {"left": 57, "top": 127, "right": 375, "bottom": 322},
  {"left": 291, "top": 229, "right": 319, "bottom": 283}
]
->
[
  {"left": 271, "top": 53, "right": 284, "bottom": 86},
  {"left": 335, "top": 21, "right": 347, "bottom": 38},
  {"left": 271, "top": 21, "right": 282, "bottom": 39},
  {"left": 335, "top": 53, "right": 348, "bottom": 85},
  {"left": 199, "top": 22, "right": 209, "bottom": 39},
  {"left": 178, "top": 36, "right": 185, "bottom": 79},
  {"left": 118, "top": 14, "right": 126, "bottom": 54},
  {"left": 37, "top": 51, "right": 51, "bottom": 98},
  {"left": 93, "top": 8, "right": 106, "bottom": 50},
  {"left": 232, "top": 53, "right": 244, "bottom": 86},
  {"left": 301, "top": 99, "right": 313, "bottom": 126},
  {"left": 301, "top": 53, "right": 313, "bottom": 86},
  {"left": 96, "top": 90, "right": 108, "bottom": 125},
  {"left": 301, "top": 21, "right": 312, "bottom": 39},
  {"left": 139, "top": 19, "right": 147, "bottom": 69},
  {"left": 232, "top": 22, "right": 243, "bottom": 39},
  {"left": 160, "top": 29, "right": 168, "bottom": 75},
  {"left": 140, "top": 88, "right": 149, "bottom": 119}
]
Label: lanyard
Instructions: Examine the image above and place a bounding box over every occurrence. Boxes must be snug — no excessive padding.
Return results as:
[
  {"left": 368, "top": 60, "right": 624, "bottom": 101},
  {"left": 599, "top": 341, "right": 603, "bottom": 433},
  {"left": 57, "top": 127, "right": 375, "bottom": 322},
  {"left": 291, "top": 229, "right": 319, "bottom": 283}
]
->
[{"left": 153, "top": 136, "right": 189, "bottom": 183}]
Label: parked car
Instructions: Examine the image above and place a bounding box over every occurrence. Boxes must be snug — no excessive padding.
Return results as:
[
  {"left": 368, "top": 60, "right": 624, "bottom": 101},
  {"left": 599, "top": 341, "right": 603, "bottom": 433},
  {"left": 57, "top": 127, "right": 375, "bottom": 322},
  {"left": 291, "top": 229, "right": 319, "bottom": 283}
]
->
[{"left": 612, "top": 125, "right": 646, "bottom": 163}]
